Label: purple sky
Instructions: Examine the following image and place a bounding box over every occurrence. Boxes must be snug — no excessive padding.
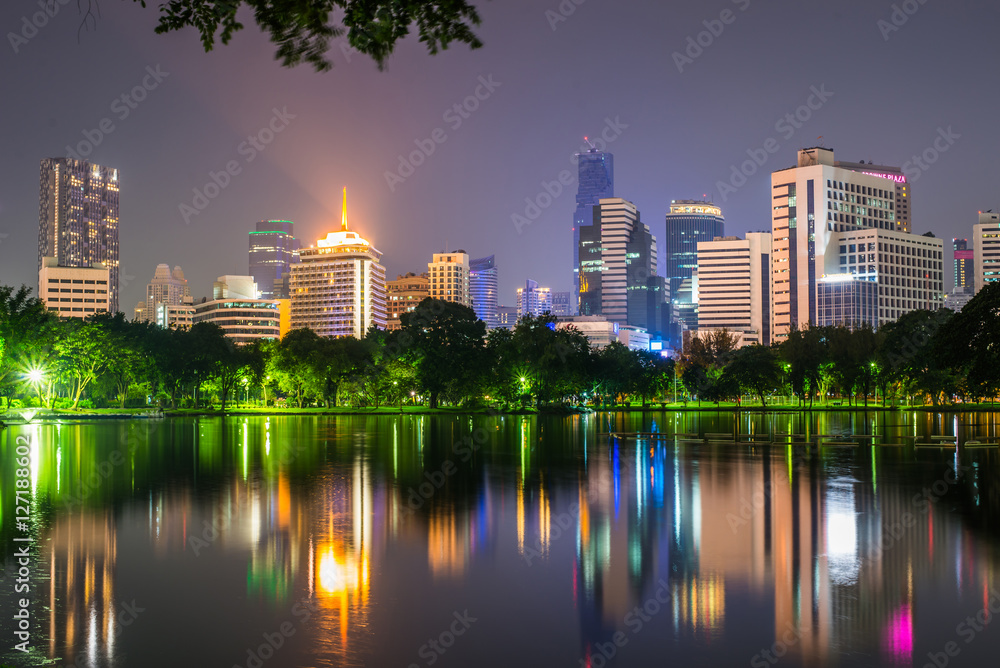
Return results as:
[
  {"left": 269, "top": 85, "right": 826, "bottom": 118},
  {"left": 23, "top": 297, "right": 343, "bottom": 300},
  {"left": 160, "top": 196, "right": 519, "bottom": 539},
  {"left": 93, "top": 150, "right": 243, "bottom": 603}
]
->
[{"left": 2, "top": 0, "right": 999, "bottom": 312}]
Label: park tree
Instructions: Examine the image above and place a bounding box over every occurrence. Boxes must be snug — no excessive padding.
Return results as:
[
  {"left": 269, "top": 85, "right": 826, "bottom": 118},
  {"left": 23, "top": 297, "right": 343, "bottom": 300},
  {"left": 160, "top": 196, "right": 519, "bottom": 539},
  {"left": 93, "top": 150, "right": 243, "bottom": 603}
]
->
[
  {"left": 722, "top": 345, "right": 783, "bottom": 408},
  {"left": 0, "top": 286, "right": 58, "bottom": 408},
  {"left": 778, "top": 325, "right": 827, "bottom": 407},
  {"left": 56, "top": 317, "right": 112, "bottom": 409},
  {"left": 270, "top": 327, "right": 325, "bottom": 407},
  {"left": 400, "top": 298, "right": 486, "bottom": 409},
  {"left": 131, "top": 0, "right": 483, "bottom": 71},
  {"left": 940, "top": 283, "right": 1000, "bottom": 402}
]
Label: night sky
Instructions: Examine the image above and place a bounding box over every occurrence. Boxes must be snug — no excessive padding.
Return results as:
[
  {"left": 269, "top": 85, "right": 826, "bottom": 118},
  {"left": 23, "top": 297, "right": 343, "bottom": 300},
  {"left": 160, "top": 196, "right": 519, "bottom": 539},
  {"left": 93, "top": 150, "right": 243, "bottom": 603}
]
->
[{"left": 2, "top": 0, "right": 999, "bottom": 313}]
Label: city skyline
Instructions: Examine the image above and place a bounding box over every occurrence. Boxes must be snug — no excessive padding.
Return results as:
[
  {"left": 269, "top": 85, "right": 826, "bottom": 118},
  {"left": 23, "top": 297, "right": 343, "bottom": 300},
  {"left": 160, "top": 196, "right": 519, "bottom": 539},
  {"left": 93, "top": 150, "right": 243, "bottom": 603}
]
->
[{"left": 4, "top": 0, "right": 999, "bottom": 316}]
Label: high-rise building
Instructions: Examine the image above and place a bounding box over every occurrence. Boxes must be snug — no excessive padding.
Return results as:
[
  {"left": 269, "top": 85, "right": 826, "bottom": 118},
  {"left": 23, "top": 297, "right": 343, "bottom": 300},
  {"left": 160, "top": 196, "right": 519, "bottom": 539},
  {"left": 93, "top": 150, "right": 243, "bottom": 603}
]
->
[
  {"left": 135, "top": 264, "right": 192, "bottom": 324},
  {"left": 815, "top": 229, "right": 943, "bottom": 328},
  {"left": 664, "top": 200, "right": 725, "bottom": 299},
  {"left": 771, "top": 148, "right": 924, "bottom": 341},
  {"left": 428, "top": 251, "right": 471, "bottom": 306},
  {"left": 38, "top": 257, "right": 110, "bottom": 318},
  {"left": 953, "top": 238, "right": 974, "bottom": 291},
  {"left": 829, "top": 158, "right": 911, "bottom": 232},
  {"left": 973, "top": 212, "right": 1000, "bottom": 294},
  {"left": 249, "top": 220, "right": 300, "bottom": 299},
  {"left": 551, "top": 291, "right": 572, "bottom": 316},
  {"left": 578, "top": 198, "right": 665, "bottom": 333},
  {"left": 469, "top": 255, "right": 499, "bottom": 328},
  {"left": 572, "top": 146, "right": 614, "bottom": 312},
  {"left": 387, "top": 272, "right": 430, "bottom": 330},
  {"left": 192, "top": 276, "right": 281, "bottom": 345},
  {"left": 516, "top": 279, "right": 553, "bottom": 317},
  {"left": 696, "top": 233, "right": 771, "bottom": 347},
  {"left": 38, "top": 158, "right": 120, "bottom": 312},
  {"left": 289, "top": 189, "right": 387, "bottom": 337}
]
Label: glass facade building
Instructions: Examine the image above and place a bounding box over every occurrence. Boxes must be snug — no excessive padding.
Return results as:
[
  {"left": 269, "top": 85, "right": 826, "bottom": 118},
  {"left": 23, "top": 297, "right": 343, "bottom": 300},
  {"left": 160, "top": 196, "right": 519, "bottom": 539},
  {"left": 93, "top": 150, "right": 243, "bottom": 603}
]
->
[
  {"left": 572, "top": 148, "right": 614, "bottom": 313},
  {"left": 816, "top": 276, "right": 879, "bottom": 328},
  {"left": 38, "top": 158, "right": 120, "bottom": 313},
  {"left": 663, "top": 200, "right": 725, "bottom": 300},
  {"left": 469, "top": 255, "right": 499, "bottom": 328},
  {"left": 249, "top": 220, "right": 299, "bottom": 299}
]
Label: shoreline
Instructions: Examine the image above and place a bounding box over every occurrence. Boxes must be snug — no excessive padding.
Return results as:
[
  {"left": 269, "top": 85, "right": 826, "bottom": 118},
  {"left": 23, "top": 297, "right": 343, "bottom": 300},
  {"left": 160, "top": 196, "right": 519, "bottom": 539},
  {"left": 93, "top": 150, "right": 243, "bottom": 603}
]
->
[{"left": 3, "top": 403, "right": 999, "bottom": 422}]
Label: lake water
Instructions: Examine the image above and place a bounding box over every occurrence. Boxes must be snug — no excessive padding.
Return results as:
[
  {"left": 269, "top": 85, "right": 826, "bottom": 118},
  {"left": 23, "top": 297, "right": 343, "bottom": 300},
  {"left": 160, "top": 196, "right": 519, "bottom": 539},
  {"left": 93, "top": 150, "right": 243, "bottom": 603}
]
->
[{"left": 2, "top": 411, "right": 1000, "bottom": 667}]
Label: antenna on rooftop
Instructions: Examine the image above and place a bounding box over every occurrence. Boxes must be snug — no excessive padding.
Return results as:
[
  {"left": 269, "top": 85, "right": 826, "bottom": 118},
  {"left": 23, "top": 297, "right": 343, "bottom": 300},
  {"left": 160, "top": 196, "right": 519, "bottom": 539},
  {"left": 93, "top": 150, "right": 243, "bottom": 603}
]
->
[{"left": 584, "top": 136, "right": 596, "bottom": 150}]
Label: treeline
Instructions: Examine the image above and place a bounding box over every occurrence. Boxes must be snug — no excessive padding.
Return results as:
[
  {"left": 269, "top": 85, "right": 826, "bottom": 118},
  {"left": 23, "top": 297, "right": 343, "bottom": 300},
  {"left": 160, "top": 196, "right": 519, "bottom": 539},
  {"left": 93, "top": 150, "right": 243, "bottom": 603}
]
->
[{"left": 1, "top": 283, "right": 998, "bottom": 411}]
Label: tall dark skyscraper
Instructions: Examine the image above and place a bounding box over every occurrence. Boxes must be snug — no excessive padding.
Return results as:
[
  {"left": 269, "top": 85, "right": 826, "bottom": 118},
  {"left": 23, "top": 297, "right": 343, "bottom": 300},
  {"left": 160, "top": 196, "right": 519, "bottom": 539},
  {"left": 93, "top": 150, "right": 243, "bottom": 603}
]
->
[
  {"left": 249, "top": 220, "right": 299, "bottom": 299},
  {"left": 953, "top": 238, "right": 973, "bottom": 290},
  {"left": 572, "top": 145, "right": 613, "bottom": 313},
  {"left": 469, "top": 255, "right": 499, "bottom": 328},
  {"left": 38, "top": 158, "right": 120, "bottom": 312}
]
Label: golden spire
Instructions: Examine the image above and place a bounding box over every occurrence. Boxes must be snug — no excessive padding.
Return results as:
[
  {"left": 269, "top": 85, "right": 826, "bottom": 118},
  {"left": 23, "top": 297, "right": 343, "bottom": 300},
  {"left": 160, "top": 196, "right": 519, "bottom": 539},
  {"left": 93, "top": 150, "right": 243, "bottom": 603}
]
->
[{"left": 341, "top": 187, "right": 348, "bottom": 231}]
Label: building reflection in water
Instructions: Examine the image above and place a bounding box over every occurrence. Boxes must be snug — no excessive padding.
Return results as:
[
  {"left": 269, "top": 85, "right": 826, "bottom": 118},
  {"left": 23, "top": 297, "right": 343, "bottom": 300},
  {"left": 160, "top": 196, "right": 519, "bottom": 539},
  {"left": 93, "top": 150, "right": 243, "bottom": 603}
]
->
[{"left": 9, "top": 414, "right": 1000, "bottom": 667}]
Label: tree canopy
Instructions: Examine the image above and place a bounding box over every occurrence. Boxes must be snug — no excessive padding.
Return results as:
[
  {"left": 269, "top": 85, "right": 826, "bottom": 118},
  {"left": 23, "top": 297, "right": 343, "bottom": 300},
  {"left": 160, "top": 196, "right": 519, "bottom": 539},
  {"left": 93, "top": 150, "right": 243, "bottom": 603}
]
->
[{"left": 132, "top": 0, "right": 484, "bottom": 71}]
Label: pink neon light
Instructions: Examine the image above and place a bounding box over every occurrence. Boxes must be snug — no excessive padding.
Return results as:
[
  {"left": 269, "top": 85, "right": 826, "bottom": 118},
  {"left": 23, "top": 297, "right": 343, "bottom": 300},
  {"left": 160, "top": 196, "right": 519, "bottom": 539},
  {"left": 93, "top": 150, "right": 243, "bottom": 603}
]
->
[
  {"left": 862, "top": 171, "right": 907, "bottom": 184},
  {"left": 883, "top": 603, "right": 913, "bottom": 665}
]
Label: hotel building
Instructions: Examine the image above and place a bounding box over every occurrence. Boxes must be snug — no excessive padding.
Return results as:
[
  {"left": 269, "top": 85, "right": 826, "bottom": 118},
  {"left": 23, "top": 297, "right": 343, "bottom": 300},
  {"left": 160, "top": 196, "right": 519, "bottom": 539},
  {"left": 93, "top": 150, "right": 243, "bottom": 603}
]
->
[
  {"left": 38, "top": 159, "right": 120, "bottom": 312},
  {"left": 953, "top": 238, "right": 973, "bottom": 291},
  {"left": 387, "top": 272, "right": 430, "bottom": 330},
  {"left": 289, "top": 190, "right": 387, "bottom": 337},
  {"left": 973, "top": 212, "right": 1000, "bottom": 294},
  {"left": 428, "top": 251, "right": 471, "bottom": 306},
  {"left": 38, "top": 257, "right": 110, "bottom": 318},
  {"left": 696, "top": 232, "right": 771, "bottom": 346},
  {"left": 771, "top": 148, "right": 927, "bottom": 340}
]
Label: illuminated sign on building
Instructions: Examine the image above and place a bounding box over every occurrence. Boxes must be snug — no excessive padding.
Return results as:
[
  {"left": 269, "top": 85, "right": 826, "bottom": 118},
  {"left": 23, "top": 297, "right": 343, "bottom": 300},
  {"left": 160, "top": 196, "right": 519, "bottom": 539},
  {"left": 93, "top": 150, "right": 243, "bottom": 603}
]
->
[{"left": 862, "top": 171, "right": 906, "bottom": 184}]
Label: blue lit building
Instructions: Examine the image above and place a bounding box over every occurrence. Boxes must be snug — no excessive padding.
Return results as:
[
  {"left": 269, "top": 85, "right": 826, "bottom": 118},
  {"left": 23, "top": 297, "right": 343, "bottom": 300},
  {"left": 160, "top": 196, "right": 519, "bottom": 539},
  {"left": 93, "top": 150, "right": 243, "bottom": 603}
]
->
[
  {"left": 664, "top": 200, "right": 724, "bottom": 344},
  {"left": 572, "top": 146, "right": 614, "bottom": 313},
  {"left": 469, "top": 255, "right": 499, "bottom": 328},
  {"left": 249, "top": 220, "right": 300, "bottom": 299}
]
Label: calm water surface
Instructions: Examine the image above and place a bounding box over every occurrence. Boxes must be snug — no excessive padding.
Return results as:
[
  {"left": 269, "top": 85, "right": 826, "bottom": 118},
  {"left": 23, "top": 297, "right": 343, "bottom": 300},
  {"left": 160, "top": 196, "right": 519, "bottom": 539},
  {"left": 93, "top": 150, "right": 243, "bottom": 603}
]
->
[{"left": 2, "top": 411, "right": 1000, "bottom": 668}]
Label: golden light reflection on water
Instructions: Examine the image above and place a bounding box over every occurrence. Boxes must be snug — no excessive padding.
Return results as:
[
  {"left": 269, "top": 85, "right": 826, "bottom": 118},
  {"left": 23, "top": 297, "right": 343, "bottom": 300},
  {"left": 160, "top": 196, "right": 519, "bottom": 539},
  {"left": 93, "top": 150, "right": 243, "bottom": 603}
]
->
[{"left": 3, "top": 413, "right": 1000, "bottom": 667}]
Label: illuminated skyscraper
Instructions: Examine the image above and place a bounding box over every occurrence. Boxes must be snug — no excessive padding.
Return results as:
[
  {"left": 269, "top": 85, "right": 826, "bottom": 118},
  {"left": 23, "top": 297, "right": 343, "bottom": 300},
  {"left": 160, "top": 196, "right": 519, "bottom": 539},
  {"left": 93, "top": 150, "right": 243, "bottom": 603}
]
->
[
  {"left": 572, "top": 146, "right": 614, "bottom": 313},
  {"left": 249, "top": 220, "right": 300, "bottom": 299},
  {"left": 771, "top": 147, "right": 939, "bottom": 341},
  {"left": 516, "top": 279, "right": 552, "bottom": 317},
  {"left": 973, "top": 211, "right": 1000, "bottom": 294},
  {"left": 469, "top": 255, "right": 499, "bottom": 327},
  {"left": 428, "top": 251, "right": 471, "bottom": 306},
  {"left": 953, "top": 238, "right": 973, "bottom": 291},
  {"left": 579, "top": 198, "right": 666, "bottom": 334},
  {"left": 37, "top": 158, "right": 120, "bottom": 312},
  {"left": 290, "top": 189, "right": 387, "bottom": 337},
  {"left": 135, "top": 264, "right": 192, "bottom": 325}
]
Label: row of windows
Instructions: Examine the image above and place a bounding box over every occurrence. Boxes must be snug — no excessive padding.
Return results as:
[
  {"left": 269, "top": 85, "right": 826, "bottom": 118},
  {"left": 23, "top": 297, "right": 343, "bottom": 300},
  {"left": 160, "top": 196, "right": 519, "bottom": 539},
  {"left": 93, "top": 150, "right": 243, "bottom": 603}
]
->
[{"left": 48, "top": 278, "right": 108, "bottom": 284}]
